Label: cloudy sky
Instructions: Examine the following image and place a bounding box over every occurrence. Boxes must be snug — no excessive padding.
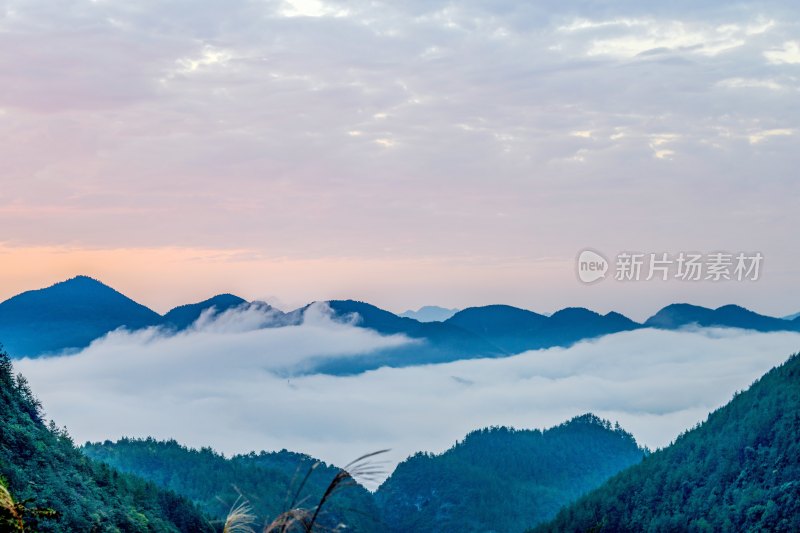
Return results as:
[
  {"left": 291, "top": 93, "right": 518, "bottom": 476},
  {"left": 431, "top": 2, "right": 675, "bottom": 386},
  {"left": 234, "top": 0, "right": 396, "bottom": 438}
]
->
[
  {"left": 1, "top": 0, "right": 799, "bottom": 318},
  {"left": 16, "top": 304, "right": 800, "bottom": 485}
]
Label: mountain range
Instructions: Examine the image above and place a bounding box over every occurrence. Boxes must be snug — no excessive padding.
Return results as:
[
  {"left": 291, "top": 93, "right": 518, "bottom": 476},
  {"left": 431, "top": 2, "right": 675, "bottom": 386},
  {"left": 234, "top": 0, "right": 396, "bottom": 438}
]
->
[
  {"left": 12, "top": 343, "right": 800, "bottom": 531},
  {"left": 82, "top": 415, "right": 644, "bottom": 533},
  {"left": 399, "top": 306, "right": 460, "bottom": 322},
  {"left": 3, "top": 322, "right": 800, "bottom": 530},
  {"left": 1, "top": 276, "right": 799, "bottom": 373},
  {"left": 1, "top": 334, "right": 647, "bottom": 532}
]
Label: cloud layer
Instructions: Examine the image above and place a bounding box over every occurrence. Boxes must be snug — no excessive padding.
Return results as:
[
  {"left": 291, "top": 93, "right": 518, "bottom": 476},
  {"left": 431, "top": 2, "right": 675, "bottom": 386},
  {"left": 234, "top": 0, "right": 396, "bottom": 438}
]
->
[
  {"left": 0, "top": 0, "right": 799, "bottom": 317},
  {"left": 15, "top": 306, "right": 800, "bottom": 486}
]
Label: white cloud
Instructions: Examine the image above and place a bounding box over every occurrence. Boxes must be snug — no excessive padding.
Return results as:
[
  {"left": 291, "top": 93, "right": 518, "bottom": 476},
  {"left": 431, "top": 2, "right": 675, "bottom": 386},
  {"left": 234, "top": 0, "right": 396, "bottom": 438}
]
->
[
  {"left": 764, "top": 41, "right": 800, "bottom": 64},
  {"left": 176, "top": 46, "right": 235, "bottom": 74},
  {"left": 717, "top": 77, "right": 785, "bottom": 90},
  {"left": 280, "top": 0, "right": 349, "bottom": 18},
  {"left": 649, "top": 133, "right": 679, "bottom": 159},
  {"left": 748, "top": 128, "right": 794, "bottom": 144},
  {"left": 563, "top": 18, "right": 767, "bottom": 58},
  {"left": 557, "top": 18, "right": 646, "bottom": 33},
  {"left": 373, "top": 138, "right": 395, "bottom": 148},
  {"left": 15, "top": 314, "right": 800, "bottom": 487}
]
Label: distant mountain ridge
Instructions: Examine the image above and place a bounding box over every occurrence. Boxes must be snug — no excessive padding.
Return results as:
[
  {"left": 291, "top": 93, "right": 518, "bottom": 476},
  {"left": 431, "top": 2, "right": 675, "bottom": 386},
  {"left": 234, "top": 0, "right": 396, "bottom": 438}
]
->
[
  {"left": 399, "top": 306, "right": 459, "bottom": 322},
  {"left": 644, "top": 303, "right": 793, "bottom": 331},
  {"left": 1, "top": 277, "right": 798, "bottom": 370},
  {"left": 0, "top": 276, "right": 253, "bottom": 358},
  {"left": 445, "top": 305, "right": 640, "bottom": 354},
  {"left": 0, "top": 276, "right": 162, "bottom": 357},
  {"left": 310, "top": 300, "right": 506, "bottom": 374},
  {"left": 161, "top": 293, "right": 248, "bottom": 330}
]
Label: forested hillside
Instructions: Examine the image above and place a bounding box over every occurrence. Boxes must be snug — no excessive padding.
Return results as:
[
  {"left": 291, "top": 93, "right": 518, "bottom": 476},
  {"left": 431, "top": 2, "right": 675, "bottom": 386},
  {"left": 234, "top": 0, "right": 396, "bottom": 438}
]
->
[
  {"left": 375, "top": 414, "right": 645, "bottom": 532},
  {"left": 0, "top": 349, "right": 213, "bottom": 532},
  {"left": 536, "top": 352, "right": 800, "bottom": 532},
  {"left": 83, "top": 438, "right": 384, "bottom": 531}
]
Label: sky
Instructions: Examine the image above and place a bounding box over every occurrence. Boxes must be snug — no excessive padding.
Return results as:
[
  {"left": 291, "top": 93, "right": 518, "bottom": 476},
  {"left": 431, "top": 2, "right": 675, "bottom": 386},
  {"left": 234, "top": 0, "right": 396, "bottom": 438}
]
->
[
  {"left": 15, "top": 303, "right": 800, "bottom": 486},
  {"left": 1, "top": 0, "right": 799, "bottom": 319}
]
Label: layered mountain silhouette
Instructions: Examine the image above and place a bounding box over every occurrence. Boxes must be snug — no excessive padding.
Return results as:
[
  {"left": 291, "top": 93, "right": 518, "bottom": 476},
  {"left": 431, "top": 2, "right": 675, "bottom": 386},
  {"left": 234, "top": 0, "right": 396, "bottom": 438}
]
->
[
  {"left": 0, "top": 276, "right": 162, "bottom": 357},
  {"left": 0, "top": 276, "right": 254, "bottom": 357},
  {"left": 81, "top": 415, "right": 645, "bottom": 533},
  {"left": 1, "top": 277, "right": 798, "bottom": 370},
  {"left": 161, "top": 293, "right": 247, "bottom": 330},
  {"left": 310, "top": 300, "right": 506, "bottom": 374},
  {"left": 535, "top": 351, "right": 800, "bottom": 532},
  {"left": 644, "top": 303, "right": 794, "bottom": 332},
  {"left": 446, "top": 305, "right": 640, "bottom": 353},
  {"left": 399, "top": 305, "right": 459, "bottom": 322}
]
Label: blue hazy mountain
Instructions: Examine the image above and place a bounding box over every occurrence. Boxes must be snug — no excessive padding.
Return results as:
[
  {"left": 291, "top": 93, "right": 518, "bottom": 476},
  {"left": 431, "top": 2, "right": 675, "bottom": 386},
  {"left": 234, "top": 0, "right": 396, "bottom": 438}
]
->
[
  {"left": 784, "top": 311, "right": 800, "bottom": 320},
  {"left": 445, "top": 305, "right": 640, "bottom": 353},
  {"left": 0, "top": 276, "right": 162, "bottom": 357},
  {"left": 536, "top": 351, "right": 800, "bottom": 532},
  {"left": 2, "top": 277, "right": 799, "bottom": 366},
  {"left": 399, "top": 306, "right": 459, "bottom": 322},
  {"left": 0, "top": 277, "right": 252, "bottom": 358},
  {"left": 375, "top": 414, "right": 645, "bottom": 532},
  {"left": 310, "top": 300, "right": 506, "bottom": 374},
  {"left": 161, "top": 294, "right": 248, "bottom": 330},
  {"left": 644, "top": 303, "right": 794, "bottom": 331}
]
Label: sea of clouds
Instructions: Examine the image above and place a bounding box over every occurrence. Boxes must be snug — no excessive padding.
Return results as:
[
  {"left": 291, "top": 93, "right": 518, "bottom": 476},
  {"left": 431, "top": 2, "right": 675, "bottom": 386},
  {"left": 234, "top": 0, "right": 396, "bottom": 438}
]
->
[{"left": 16, "top": 304, "right": 800, "bottom": 486}]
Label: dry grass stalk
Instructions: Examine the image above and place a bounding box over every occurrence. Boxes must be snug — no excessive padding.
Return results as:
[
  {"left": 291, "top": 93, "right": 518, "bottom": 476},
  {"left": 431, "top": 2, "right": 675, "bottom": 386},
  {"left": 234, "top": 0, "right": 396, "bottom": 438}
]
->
[{"left": 223, "top": 495, "right": 257, "bottom": 533}]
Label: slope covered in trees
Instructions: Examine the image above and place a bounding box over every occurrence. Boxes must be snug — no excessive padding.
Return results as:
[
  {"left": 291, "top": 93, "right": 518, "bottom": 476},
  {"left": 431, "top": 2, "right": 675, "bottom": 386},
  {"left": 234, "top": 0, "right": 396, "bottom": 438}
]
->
[
  {"left": 82, "top": 438, "right": 384, "bottom": 532},
  {"left": 536, "top": 352, "right": 800, "bottom": 532},
  {"left": 0, "top": 349, "right": 213, "bottom": 532},
  {"left": 374, "top": 414, "right": 645, "bottom": 533}
]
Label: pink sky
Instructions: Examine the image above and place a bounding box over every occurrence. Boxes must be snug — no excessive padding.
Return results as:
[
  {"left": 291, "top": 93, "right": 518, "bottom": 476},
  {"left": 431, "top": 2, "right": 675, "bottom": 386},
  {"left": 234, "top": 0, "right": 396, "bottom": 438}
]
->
[{"left": 1, "top": 0, "right": 798, "bottom": 319}]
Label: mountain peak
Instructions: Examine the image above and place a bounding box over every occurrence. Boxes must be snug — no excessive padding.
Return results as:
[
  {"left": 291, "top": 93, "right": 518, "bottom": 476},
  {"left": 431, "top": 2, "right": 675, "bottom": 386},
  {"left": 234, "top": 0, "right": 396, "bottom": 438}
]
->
[
  {"left": 0, "top": 275, "right": 161, "bottom": 357},
  {"left": 43, "top": 274, "right": 115, "bottom": 293},
  {"left": 64, "top": 274, "right": 103, "bottom": 284},
  {"left": 549, "top": 307, "right": 600, "bottom": 320},
  {"left": 715, "top": 303, "right": 753, "bottom": 314},
  {"left": 399, "top": 306, "right": 459, "bottom": 322},
  {"left": 645, "top": 303, "right": 789, "bottom": 332},
  {"left": 644, "top": 303, "right": 714, "bottom": 328},
  {"left": 162, "top": 294, "right": 249, "bottom": 330}
]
